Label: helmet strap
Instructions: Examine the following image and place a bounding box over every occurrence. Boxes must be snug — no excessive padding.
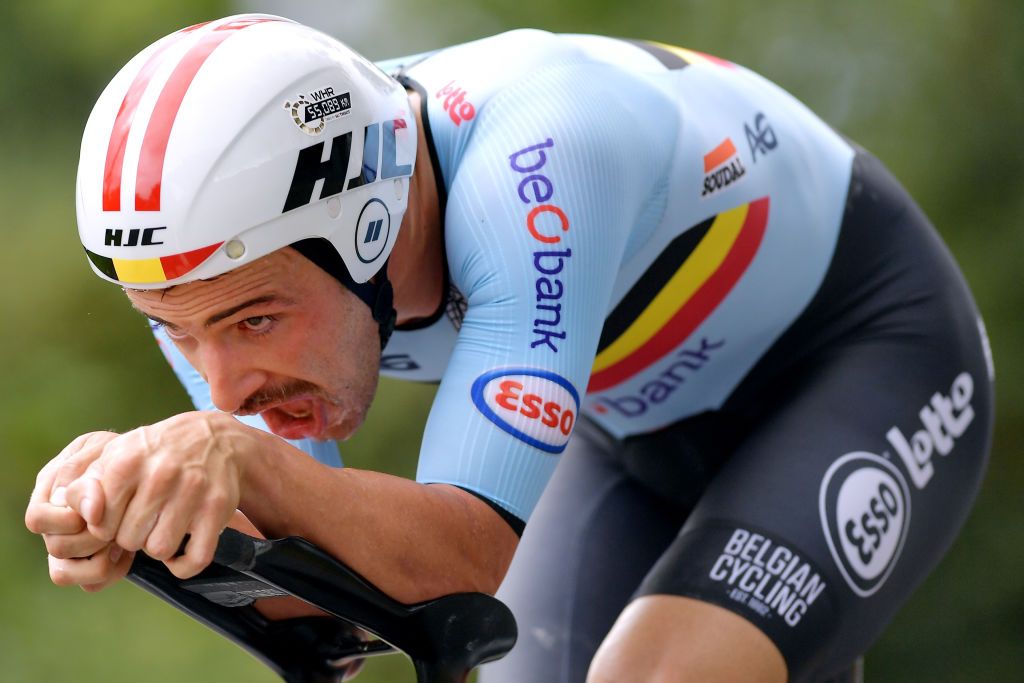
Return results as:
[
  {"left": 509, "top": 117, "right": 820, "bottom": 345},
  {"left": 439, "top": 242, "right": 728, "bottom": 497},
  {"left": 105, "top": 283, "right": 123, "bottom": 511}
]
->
[{"left": 290, "top": 239, "right": 397, "bottom": 350}]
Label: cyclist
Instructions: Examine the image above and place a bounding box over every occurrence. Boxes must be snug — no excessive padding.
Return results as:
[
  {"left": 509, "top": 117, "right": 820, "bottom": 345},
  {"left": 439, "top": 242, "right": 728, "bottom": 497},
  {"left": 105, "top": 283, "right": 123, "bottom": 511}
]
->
[{"left": 25, "top": 14, "right": 993, "bottom": 682}]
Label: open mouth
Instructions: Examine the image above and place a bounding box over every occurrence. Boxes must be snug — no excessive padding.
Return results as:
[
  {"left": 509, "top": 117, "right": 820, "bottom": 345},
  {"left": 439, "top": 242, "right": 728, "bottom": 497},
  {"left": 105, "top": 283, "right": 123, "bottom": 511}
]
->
[{"left": 259, "top": 396, "right": 328, "bottom": 440}]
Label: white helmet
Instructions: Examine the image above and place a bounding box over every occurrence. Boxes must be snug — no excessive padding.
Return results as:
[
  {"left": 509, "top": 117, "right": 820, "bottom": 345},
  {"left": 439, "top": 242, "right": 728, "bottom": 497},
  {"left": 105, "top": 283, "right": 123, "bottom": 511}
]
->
[{"left": 76, "top": 14, "right": 416, "bottom": 291}]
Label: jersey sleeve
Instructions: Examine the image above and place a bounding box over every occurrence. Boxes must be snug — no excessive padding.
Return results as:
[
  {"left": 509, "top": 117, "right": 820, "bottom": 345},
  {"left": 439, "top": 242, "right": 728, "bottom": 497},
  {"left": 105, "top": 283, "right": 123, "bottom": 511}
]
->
[
  {"left": 150, "top": 324, "right": 343, "bottom": 467},
  {"left": 414, "top": 63, "right": 676, "bottom": 522}
]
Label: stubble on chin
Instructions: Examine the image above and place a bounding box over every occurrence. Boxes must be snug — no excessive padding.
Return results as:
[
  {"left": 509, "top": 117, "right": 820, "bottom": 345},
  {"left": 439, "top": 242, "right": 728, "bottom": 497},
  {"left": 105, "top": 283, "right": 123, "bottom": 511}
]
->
[{"left": 326, "top": 373, "right": 380, "bottom": 442}]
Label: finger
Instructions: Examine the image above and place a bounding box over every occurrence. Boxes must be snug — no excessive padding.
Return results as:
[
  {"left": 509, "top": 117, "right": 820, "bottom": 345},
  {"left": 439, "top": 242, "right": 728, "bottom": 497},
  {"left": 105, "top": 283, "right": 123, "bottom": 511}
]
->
[
  {"left": 112, "top": 463, "right": 181, "bottom": 552},
  {"left": 43, "top": 530, "right": 109, "bottom": 560},
  {"left": 26, "top": 453, "right": 76, "bottom": 533},
  {"left": 51, "top": 432, "right": 119, "bottom": 491},
  {"left": 64, "top": 475, "right": 106, "bottom": 528},
  {"left": 48, "top": 548, "right": 123, "bottom": 588},
  {"left": 82, "top": 547, "right": 136, "bottom": 593},
  {"left": 164, "top": 501, "right": 232, "bottom": 579},
  {"left": 25, "top": 501, "right": 86, "bottom": 536},
  {"left": 28, "top": 456, "right": 63, "bottom": 508},
  {"left": 143, "top": 479, "right": 207, "bottom": 561},
  {"left": 88, "top": 440, "right": 147, "bottom": 544}
]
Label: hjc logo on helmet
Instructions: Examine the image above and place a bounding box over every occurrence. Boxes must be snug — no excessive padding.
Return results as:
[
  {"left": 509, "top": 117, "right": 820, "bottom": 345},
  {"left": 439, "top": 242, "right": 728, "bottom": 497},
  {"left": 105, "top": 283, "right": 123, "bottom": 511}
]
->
[
  {"left": 282, "top": 119, "right": 412, "bottom": 213},
  {"left": 104, "top": 226, "right": 166, "bottom": 247}
]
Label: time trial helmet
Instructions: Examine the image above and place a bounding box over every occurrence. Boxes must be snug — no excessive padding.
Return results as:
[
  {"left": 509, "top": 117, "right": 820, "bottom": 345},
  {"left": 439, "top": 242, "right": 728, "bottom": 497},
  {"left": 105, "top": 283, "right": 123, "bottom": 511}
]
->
[{"left": 76, "top": 14, "right": 416, "bottom": 291}]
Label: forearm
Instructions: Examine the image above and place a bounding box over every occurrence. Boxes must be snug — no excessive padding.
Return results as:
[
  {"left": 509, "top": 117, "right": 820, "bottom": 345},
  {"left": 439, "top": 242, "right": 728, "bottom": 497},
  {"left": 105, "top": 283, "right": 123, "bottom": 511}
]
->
[{"left": 238, "top": 439, "right": 519, "bottom": 604}]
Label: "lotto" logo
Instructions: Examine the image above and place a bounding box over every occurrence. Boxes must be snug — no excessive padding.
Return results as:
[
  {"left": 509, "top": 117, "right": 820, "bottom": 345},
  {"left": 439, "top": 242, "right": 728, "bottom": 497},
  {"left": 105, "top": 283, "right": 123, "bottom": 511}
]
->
[
  {"left": 471, "top": 368, "right": 579, "bottom": 453},
  {"left": 436, "top": 80, "right": 476, "bottom": 125},
  {"left": 886, "top": 371, "right": 975, "bottom": 489}
]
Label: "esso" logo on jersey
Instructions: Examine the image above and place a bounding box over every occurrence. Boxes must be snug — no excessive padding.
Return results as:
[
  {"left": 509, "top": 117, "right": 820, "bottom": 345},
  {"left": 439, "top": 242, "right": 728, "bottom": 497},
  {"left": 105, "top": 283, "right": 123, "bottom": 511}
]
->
[
  {"left": 471, "top": 368, "right": 580, "bottom": 453},
  {"left": 819, "top": 452, "right": 912, "bottom": 597}
]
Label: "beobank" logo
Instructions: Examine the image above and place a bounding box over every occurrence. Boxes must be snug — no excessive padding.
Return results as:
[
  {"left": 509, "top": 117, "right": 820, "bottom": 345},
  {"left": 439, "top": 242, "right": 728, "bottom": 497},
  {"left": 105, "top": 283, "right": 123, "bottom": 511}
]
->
[
  {"left": 507, "top": 138, "right": 572, "bottom": 354},
  {"left": 471, "top": 368, "right": 579, "bottom": 453}
]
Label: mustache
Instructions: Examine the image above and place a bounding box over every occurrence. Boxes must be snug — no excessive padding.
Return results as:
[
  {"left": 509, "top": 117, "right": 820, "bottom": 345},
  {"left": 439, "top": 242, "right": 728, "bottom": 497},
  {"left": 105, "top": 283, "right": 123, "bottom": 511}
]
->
[{"left": 238, "top": 380, "right": 327, "bottom": 414}]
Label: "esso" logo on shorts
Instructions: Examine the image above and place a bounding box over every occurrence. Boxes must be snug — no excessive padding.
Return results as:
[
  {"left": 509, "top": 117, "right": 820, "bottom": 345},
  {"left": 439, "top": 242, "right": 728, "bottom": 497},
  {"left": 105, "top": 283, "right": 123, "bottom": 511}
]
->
[
  {"left": 471, "top": 368, "right": 579, "bottom": 453},
  {"left": 819, "top": 452, "right": 912, "bottom": 597}
]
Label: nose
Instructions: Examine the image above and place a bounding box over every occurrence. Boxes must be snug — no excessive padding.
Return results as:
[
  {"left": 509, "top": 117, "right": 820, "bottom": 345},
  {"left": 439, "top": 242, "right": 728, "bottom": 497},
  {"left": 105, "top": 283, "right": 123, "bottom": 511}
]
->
[{"left": 198, "top": 340, "right": 267, "bottom": 413}]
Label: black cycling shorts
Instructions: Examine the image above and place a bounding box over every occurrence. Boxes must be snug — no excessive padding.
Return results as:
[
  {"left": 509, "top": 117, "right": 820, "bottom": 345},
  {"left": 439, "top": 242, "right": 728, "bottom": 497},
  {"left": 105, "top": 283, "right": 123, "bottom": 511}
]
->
[{"left": 480, "top": 149, "right": 993, "bottom": 683}]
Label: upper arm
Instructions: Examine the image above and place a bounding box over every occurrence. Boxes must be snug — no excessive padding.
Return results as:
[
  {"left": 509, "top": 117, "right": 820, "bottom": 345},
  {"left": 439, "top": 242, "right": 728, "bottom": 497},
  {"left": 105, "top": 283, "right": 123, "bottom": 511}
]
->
[{"left": 415, "top": 65, "right": 675, "bottom": 522}]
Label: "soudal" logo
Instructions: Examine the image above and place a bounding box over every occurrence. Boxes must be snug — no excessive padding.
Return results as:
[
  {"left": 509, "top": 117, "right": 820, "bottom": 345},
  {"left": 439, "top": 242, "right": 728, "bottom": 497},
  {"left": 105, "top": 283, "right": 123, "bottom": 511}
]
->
[
  {"left": 701, "top": 137, "right": 746, "bottom": 197},
  {"left": 820, "top": 452, "right": 911, "bottom": 597},
  {"left": 471, "top": 368, "right": 579, "bottom": 453}
]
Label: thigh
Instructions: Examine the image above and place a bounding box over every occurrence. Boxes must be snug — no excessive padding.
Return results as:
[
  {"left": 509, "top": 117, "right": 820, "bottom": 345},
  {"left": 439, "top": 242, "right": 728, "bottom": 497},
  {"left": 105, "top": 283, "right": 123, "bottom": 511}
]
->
[
  {"left": 636, "top": 332, "right": 992, "bottom": 682},
  {"left": 480, "top": 419, "right": 687, "bottom": 683},
  {"left": 630, "top": 148, "right": 993, "bottom": 682}
]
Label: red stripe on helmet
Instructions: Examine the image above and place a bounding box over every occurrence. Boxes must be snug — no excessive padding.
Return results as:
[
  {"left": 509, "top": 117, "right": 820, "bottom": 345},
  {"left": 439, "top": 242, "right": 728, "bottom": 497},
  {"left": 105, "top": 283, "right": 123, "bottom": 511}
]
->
[
  {"left": 101, "top": 36, "right": 188, "bottom": 212},
  {"left": 179, "top": 21, "right": 212, "bottom": 33},
  {"left": 159, "top": 241, "right": 224, "bottom": 280},
  {"left": 134, "top": 18, "right": 279, "bottom": 212}
]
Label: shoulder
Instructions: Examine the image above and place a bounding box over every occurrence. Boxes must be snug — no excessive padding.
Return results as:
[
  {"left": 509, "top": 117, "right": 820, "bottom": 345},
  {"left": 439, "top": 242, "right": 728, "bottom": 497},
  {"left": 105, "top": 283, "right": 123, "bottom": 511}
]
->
[{"left": 394, "top": 30, "right": 678, "bottom": 138}]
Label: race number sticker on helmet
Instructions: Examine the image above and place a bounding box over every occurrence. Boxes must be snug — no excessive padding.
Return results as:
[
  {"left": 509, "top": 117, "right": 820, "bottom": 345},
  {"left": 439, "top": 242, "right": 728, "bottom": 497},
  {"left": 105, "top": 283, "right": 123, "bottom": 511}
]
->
[
  {"left": 819, "top": 452, "right": 912, "bottom": 597},
  {"left": 284, "top": 86, "right": 352, "bottom": 135},
  {"left": 471, "top": 369, "right": 579, "bottom": 454},
  {"left": 355, "top": 198, "right": 391, "bottom": 264}
]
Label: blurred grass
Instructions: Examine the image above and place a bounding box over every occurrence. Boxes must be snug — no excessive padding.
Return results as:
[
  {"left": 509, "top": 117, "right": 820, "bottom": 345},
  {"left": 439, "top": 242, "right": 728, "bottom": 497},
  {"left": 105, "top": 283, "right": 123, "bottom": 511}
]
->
[{"left": 2, "top": 0, "right": 1021, "bottom": 681}]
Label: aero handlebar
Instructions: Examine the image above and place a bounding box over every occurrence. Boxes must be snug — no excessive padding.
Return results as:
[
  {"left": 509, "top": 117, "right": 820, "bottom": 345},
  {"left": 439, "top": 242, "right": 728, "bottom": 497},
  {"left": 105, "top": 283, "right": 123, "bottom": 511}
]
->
[{"left": 127, "top": 528, "right": 517, "bottom": 683}]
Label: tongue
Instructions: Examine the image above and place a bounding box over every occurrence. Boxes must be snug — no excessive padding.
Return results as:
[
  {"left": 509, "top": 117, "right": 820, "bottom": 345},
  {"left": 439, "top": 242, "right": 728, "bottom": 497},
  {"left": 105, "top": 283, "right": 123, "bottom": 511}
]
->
[{"left": 261, "top": 398, "right": 325, "bottom": 440}]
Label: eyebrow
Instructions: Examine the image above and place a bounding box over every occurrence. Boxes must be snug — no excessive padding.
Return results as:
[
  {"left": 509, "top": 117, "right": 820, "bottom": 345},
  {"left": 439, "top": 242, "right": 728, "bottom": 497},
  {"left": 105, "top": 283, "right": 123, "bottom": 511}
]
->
[{"left": 134, "top": 294, "right": 295, "bottom": 329}]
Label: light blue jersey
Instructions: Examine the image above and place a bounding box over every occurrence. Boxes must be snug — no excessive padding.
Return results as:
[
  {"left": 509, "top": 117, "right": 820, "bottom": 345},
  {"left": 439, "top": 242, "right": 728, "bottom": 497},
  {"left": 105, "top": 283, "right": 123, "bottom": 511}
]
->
[{"left": 160, "top": 31, "right": 854, "bottom": 523}]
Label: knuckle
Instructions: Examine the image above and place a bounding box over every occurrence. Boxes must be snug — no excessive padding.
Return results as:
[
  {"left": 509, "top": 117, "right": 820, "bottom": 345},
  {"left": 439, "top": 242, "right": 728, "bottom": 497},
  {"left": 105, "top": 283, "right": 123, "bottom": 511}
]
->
[
  {"left": 115, "top": 529, "right": 144, "bottom": 552},
  {"left": 180, "top": 467, "right": 208, "bottom": 495},
  {"left": 168, "top": 558, "right": 199, "bottom": 580},
  {"left": 54, "top": 459, "right": 83, "bottom": 484},
  {"left": 205, "top": 490, "right": 231, "bottom": 512},
  {"left": 174, "top": 544, "right": 215, "bottom": 578},
  {"left": 66, "top": 432, "right": 95, "bottom": 452},
  {"left": 147, "top": 464, "right": 178, "bottom": 493},
  {"left": 91, "top": 524, "right": 116, "bottom": 544},
  {"left": 104, "top": 459, "right": 141, "bottom": 489},
  {"left": 82, "top": 431, "right": 117, "bottom": 448},
  {"left": 145, "top": 535, "right": 177, "bottom": 561},
  {"left": 34, "top": 464, "right": 57, "bottom": 488},
  {"left": 44, "top": 536, "right": 73, "bottom": 559}
]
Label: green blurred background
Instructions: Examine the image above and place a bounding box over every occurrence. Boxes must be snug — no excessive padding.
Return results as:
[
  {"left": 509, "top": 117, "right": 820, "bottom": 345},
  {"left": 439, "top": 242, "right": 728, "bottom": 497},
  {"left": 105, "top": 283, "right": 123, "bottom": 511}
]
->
[{"left": 1, "top": 0, "right": 1020, "bottom": 680}]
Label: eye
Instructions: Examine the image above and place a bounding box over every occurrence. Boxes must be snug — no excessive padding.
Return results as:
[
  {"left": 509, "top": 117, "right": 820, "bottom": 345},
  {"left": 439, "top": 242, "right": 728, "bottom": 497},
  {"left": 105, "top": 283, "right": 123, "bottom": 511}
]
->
[
  {"left": 240, "top": 315, "right": 275, "bottom": 334},
  {"left": 158, "top": 323, "right": 190, "bottom": 341}
]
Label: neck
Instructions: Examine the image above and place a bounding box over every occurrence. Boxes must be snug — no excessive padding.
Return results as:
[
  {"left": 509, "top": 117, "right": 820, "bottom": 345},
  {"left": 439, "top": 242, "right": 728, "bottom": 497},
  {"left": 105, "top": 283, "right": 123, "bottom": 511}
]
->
[{"left": 389, "top": 90, "right": 443, "bottom": 326}]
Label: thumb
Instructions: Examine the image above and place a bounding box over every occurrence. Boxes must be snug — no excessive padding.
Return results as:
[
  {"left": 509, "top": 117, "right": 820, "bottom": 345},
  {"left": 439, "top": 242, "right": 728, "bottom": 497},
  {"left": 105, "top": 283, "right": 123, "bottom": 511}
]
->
[{"left": 65, "top": 473, "right": 106, "bottom": 528}]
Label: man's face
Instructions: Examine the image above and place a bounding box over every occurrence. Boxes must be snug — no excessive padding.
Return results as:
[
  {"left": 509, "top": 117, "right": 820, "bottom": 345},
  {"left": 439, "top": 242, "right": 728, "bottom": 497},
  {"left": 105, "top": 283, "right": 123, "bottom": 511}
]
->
[{"left": 126, "top": 248, "right": 380, "bottom": 442}]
